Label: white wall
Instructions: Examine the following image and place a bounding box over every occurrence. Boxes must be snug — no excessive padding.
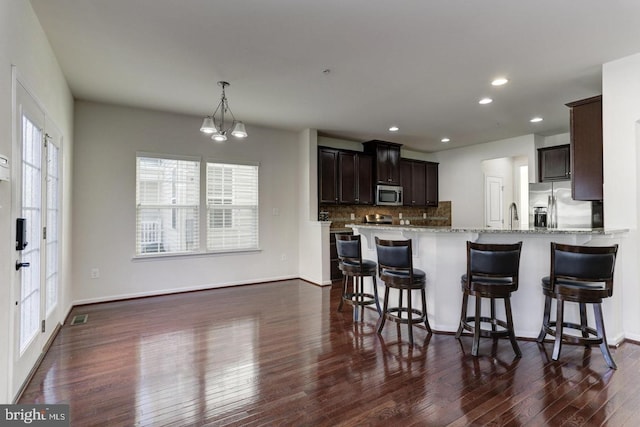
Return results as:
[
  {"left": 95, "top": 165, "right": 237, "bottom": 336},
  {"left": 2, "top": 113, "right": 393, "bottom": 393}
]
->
[
  {"left": 435, "top": 134, "right": 536, "bottom": 227},
  {"left": 297, "top": 129, "right": 331, "bottom": 285},
  {"left": 602, "top": 52, "right": 640, "bottom": 340},
  {"left": 72, "top": 101, "right": 301, "bottom": 303},
  {"left": 0, "top": 0, "right": 74, "bottom": 402}
]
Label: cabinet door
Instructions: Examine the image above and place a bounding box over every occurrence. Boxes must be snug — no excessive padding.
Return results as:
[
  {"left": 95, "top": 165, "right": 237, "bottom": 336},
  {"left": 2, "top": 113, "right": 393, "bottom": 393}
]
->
[
  {"left": 567, "top": 96, "right": 603, "bottom": 200},
  {"left": 375, "top": 146, "right": 390, "bottom": 183},
  {"left": 425, "top": 162, "right": 439, "bottom": 206},
  {"left": 338, "top": 151, "right": 357, "bottom": 203},
  {"left": 356, "top": 154, "right": 374, "bottom": 205},
  {"left": 410, "top": 161, "right": 427, "bottom": 206},
  {"left": 318, "top": 148, "right": 338, "bottom": 204},
  {"left": 386, "top": 145, "right": 401, "bottom": 185},
  {"left": 538, "top": 145, "right": 570, "bottom": 181},
  {"left": 400, "top": 160, "right": 412, "bottom": 206}
]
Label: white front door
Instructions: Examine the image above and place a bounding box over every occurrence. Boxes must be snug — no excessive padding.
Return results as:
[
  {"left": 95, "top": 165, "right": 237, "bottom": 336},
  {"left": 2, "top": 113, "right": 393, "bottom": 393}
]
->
[
  {"left": 12, "top": 80, "right": 62, "bottom": 395},
  {"left": 485, "top": 175, "right": 504, "bottom": 229}
]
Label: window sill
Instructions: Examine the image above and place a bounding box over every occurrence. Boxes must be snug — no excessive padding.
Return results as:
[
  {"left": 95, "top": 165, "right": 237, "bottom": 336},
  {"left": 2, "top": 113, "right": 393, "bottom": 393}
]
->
[{"left": 132, "top": 248, "right": 262, "bottom": 261}]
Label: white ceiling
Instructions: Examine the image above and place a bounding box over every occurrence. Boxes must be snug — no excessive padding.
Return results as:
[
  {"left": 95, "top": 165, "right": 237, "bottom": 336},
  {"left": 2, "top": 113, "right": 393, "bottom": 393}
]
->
[{"left": 29, "top": 0, "right": 640, "bottom": 152}]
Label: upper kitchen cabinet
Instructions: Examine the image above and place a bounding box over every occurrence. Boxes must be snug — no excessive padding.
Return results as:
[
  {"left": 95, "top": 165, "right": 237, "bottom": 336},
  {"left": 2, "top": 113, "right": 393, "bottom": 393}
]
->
[
  {"left": 318, "top": 147, "right": 339, "bottom": 204},
  {"left": 338, "top": 151, "right": 373, "bottom": 204},
  {"left": 362, "top": 140, "right": 402, "bottom": 185},
  {"left": 425, "top": 161, "right": 439, "bottom": 206},
  {"left": 538, "top": 144, "right": 570, "bottom": 182},
  {"left": 318, "top": 147, "right": 373, "bottom": 205},
  {"left": 566, "top": 95, "right": 603, "bottom": 201},
  {"left": 400, "top": 159, "right": 439, "bottom": 207}
]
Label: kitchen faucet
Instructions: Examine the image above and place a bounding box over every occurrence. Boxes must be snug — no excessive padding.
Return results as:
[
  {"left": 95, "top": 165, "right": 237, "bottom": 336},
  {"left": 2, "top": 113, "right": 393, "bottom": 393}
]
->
[{"left": 509, "top": 202, "right": 519, "bottom": 230}]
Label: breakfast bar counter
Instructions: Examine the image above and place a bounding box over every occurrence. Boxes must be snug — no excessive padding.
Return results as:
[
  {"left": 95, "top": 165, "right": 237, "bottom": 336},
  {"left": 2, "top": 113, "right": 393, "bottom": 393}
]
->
[{"left": 346, "top": 224, "right": 628, "bottom": 342}]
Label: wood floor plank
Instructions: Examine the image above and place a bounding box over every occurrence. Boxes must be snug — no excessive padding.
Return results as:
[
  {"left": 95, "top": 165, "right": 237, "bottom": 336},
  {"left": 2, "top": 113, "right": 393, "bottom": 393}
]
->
[{"left": 18, "top": 279, "right": 639, "bottom": 426}]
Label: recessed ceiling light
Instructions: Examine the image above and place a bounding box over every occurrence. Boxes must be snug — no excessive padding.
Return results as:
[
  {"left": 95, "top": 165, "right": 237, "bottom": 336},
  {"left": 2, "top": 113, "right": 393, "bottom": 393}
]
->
[
  {"left": 530, "top": 117, "right": 543, "bottom": 123},
  {"left": 479, "top": 98, "right": 493, "bottom": 105},
  {"left": 441, "top": 137, "right": 450, "bottom": 143},
  {"left": 388, "top": 126, "right": 399, "bottom": 132},
  {"left": 491, "top": 78, "right": 509, "bottom": 86}
]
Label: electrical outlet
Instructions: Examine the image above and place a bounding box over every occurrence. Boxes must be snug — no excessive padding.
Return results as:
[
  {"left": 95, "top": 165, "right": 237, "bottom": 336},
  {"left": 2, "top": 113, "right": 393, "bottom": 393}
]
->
[
  {"left": 90, "top": 268, "right": 100, "bottom": 279},
  {"left": 423, "top": 212, "right": 427, "bottom": 219},
  {"left": 280, "top": 253, "right": 287, "bottom": 261},
  {"left": 350, "top": 213, "right": 355, "bottom": 220},
  {"left": 398, "top": 213, "right": 403, "bottom": 219}
]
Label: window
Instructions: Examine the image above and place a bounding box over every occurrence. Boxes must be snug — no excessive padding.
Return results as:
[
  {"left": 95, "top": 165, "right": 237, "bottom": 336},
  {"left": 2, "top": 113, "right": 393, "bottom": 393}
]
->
[
  {"left": 136, "top": 156, "right": 200, "bottom": 255},
  {"left": 207, "top": 162, "right": 259, "bottom": 251}
]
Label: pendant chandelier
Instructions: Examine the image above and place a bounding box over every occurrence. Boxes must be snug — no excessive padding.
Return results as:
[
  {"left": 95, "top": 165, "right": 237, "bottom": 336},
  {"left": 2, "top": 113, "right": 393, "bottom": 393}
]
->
[{"left": 199, "top": 81, "right": 248, "bottom": 141}]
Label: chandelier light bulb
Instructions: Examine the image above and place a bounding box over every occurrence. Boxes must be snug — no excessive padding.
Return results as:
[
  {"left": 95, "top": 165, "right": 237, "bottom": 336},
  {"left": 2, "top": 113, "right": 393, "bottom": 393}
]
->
[{"left": 212, "top": 133, "right": 227, "bottom": 142}]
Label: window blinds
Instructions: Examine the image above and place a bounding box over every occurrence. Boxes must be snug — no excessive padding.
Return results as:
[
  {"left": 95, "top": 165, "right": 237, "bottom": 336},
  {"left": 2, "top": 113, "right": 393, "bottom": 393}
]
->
[
  {"left": 136, "top": 156, "right": 200, "bottom": 255},
  {"left": 206, "top": 162, "right": 259, "bottom": 251}
]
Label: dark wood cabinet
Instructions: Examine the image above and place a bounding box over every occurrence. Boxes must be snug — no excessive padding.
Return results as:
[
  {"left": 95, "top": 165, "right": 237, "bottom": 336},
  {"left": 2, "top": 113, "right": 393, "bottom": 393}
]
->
[
  {"left": 318, "top": 147, "right": 339, "bottom": 204},
  {"left": 400, "top": 159, "right": 439, "bottom": 207},
  {"left": 363, "top": 140, "right": 402, "bottom": 185},
  {"left": 318, "top": 147, "right": 373, "bottom": 205},
  {"left": 338, "top": 151, "right": 373, "bottom": 204},
  {"left": 566, "top": 95, "right": 603, "bottom": 201},
  {"left": 425, "top": 161, "right": 439, "bottom": 206},
  {"left": 538, "top": 144, "right": 570, "bottom": 182}
]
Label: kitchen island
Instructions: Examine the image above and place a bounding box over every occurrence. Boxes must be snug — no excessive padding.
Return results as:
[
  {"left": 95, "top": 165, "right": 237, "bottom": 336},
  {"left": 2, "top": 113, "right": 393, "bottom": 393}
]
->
[{"left": 346, "top": 224, "right": 628, "bottom": 343}]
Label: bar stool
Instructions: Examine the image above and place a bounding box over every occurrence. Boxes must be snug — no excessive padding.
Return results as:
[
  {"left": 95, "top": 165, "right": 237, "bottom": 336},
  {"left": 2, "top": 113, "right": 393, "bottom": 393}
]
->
[
  {"left": 336, "top": 234, "right": 381, "bottom": 317},
  {"left": 537, "top": 242, "right": 619, "bottom": 369},
  {"left": 375, "top": 237, "right": 431, "bottom": 345},
  {"left": 455, "top": 241, "right": 523, "bottom": 357}
]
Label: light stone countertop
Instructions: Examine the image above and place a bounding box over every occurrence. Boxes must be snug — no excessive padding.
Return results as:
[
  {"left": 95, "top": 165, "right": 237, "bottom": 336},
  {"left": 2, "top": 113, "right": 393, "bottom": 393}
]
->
[{"left": 346, "top": 224, "right": 628, "bottom": 235}]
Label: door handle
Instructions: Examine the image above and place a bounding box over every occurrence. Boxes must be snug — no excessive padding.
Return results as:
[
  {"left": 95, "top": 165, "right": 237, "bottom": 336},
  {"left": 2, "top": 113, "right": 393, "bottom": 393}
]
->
[{"left": 15, "top": 261, "right": 30, "bottom": 271}]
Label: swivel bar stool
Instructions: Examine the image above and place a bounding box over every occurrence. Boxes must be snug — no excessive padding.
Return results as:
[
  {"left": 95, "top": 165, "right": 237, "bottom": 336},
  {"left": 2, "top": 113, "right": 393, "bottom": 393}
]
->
[
  {"left": 375, "top": 237, "right": 431, "bottom": 345},
  {"left": 456, "top": 241, "right": 523, "bottom": 357},
  {"left": 537, "top": 242, "right": 619, "bottom": 369},
  {"left": 336, "top": 234, "right": 381, "bottom": 318}
]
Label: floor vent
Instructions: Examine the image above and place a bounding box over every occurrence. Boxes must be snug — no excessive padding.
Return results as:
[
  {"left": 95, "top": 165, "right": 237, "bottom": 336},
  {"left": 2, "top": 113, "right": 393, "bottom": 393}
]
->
[{"left": 70, "top": 314, "right": 88, "bottom": 325}]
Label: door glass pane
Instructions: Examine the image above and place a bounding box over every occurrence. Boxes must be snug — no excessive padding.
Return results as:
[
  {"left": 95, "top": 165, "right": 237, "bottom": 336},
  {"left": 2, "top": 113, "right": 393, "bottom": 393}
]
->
[
  {"left": 20, "top": 115, "right": 42, "bottom": 353},
  {"left": 45, "top": 141, "right": 59, "bottom": 315}
]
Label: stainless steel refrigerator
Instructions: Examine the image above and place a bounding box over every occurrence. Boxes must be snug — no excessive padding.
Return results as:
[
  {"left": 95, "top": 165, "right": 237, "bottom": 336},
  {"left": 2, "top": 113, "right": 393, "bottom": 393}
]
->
[{"left": 529, "top": 181, "right": 593, "bottom": 229}]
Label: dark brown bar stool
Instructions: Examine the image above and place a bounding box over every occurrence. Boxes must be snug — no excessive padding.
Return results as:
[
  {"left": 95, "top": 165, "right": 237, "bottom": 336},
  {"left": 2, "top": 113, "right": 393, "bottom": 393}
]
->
[
  {"left": 537, "top": 242, "right": 619, "bottom": 369},
  {"left": 336, "top": 234, "right": 381, "bottom": 317},
  {"left": 456, "top": 241, "right": 523, "bottom": 357},
  {"left": 375, "top": 237, "right": 431, "bottom": 345}
]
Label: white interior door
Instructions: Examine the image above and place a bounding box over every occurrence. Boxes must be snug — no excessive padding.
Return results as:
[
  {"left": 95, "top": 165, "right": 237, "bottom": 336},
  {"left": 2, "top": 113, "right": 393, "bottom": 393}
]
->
[
  {"left": 485, "top": 175, "right": 504, "bottom": 228},
  {"left": 12, "top": 80, "right": 62, "bottom": 394}
]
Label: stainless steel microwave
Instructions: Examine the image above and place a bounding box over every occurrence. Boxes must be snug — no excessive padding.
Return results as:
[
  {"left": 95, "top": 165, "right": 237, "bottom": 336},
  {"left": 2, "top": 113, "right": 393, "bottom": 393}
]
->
[{"left": 376, "top": 184, "right": 403, "bottom": 206}]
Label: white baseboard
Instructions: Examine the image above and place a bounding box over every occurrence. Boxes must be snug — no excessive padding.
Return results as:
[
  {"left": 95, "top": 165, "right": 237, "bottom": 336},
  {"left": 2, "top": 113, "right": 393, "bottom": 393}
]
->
[{"left": 72, "top": 275, "right": 299, "bottom": 306}]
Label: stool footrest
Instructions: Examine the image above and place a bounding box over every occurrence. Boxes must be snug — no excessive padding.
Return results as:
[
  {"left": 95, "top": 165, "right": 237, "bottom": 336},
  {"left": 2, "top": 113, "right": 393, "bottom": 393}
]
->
[
  {"left": 459, "top": 316, "right": 512, "bottom": 339},
  {"left": 541, "top": 321, "right": 602, "bottom": 346},
  {"left": 342, "top": 292, "right": 377, "bottom": 307},
  {"left": 383, "top": 307, "right": 426, "bottom": 325}
]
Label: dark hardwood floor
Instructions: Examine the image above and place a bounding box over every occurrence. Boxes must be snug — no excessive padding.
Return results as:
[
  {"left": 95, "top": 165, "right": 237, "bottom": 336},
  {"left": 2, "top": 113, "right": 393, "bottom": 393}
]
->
[{"left": 19, "top": 279, "right": 640, "bottom": 426}]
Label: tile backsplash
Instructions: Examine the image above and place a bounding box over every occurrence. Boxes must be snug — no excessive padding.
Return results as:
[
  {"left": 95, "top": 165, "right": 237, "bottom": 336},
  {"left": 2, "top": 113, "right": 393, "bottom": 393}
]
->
[{"left": 320, "top": 201, "right": 451, "bottom": 229}]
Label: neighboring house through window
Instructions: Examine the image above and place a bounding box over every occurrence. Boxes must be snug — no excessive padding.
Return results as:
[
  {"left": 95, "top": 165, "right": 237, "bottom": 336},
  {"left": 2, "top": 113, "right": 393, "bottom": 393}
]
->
[
  {"left": 136, "top": 155, "right": 200, "bottom": 255},
  {"left": 135, "top": 154, "right": 259, "bottom": 256}
]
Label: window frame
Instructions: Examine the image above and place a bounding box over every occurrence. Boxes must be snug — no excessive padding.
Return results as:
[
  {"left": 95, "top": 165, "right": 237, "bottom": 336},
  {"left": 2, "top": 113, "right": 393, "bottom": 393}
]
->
[
  {"left": 135, "top": 152, "right": 201, "bottom": 257},
  {"left": 134, "top": 153, "right": 261, "bottom": 260},
  {"left": 206, "top": 160, "right": 260, "bottom": 253}
]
